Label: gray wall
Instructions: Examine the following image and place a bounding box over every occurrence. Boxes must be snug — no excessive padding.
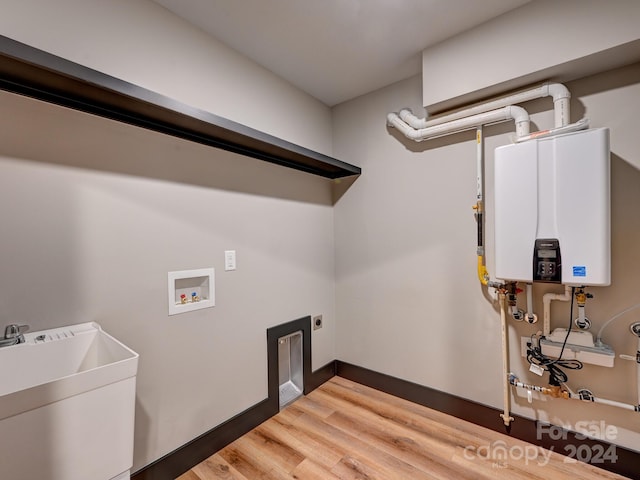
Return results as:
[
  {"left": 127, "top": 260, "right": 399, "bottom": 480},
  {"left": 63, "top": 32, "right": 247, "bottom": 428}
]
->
[
  {"left": 0, "top": 0, "right": 337, "bottom": 470},
  {"left": 333, "top": 63, "right": 640, "bottom": 451},
  {"left": 0, "top": 90, "right": 337, "bottom": 471}
]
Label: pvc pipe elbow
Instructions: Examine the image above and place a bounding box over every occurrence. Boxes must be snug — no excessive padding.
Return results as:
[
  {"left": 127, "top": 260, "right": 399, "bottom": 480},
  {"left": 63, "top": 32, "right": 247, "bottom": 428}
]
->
[
  {"left": 506, "top": 105, "right": 530, "bottom": 138},
  {"left": 507, "top": 105, "right": 529, "bottom": 124},
  {"left": 547, "top": 82, "right": 571, "bottom": 101},
  {"left": 399, "top": 109, "right": 429, "bottom": 129},
  {"left": 398, "top": 109, "right": 414, "bottom": 123},
  {"left": 386, "top": 112, "right": 400, "bottom": 127},
  {"left": 547, "top": 83, "right": 571, "bottom": 127},
  {"left": 387, "top": 113, "right": 426, "bottom": 141}
]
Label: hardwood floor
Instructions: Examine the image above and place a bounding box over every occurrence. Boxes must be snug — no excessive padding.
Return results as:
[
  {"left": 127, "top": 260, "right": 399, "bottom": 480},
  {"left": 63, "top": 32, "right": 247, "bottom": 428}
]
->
[{"left": 177, "top": 376, "right": 628, "bottom": 479}]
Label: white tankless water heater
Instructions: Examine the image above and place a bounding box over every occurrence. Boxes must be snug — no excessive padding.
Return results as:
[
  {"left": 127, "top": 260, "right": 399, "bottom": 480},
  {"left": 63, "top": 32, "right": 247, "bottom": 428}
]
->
[{"left": 494, "top": 128, "right": 610, "bottom": 286}]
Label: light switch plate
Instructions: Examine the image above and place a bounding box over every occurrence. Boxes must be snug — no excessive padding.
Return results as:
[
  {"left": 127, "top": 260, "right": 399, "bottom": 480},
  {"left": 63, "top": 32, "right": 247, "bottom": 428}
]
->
[{"left": 225, "top": 250, "right": 236, "bottom": 271}]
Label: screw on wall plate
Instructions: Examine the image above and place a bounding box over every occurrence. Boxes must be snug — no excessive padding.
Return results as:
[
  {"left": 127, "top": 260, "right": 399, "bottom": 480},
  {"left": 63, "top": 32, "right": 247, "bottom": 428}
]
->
[
  {"left": 630, "top": 322, "right": 640, "bottom": 337},
  {"left": 313, "top": 315, "right": 323, "bottom": 330}
]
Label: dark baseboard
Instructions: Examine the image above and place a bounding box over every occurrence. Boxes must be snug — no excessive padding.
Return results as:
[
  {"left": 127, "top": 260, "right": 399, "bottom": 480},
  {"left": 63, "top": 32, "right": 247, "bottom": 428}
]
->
[
  {"left": 131, "top": 398, "right": 274, "bottom": 480},
  {"left": 336, "top": 361, "right": 639, "bottom": 480},
  {"left": 306, "top": 359, "right": 337, "bottom": 392},
  {"left": 132, "top": 315, "right": 333, "bottom": 480}
]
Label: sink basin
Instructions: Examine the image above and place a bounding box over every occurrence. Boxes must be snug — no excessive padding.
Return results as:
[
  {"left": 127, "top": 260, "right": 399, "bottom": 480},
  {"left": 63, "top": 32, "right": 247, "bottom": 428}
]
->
[{"left": 0, "top": 322, "right": 138, "bottom": 480}]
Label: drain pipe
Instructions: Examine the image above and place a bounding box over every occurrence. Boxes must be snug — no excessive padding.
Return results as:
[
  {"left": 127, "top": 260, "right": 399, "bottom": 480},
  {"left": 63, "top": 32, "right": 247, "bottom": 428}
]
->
[
  {"left": 500, "top": 291, "right": 515, "bottom": 427},
  {"left": 542, "top": 285, "right": 572, "bottom": 337},
  {"left": 387, "top": 105, "right": 530, "bottom": 142},
  {"left": 397, "top": 81, "right": 571, "bottom": 130},
  {"left": 525, "top": 284, "right": 537, "bottom": 324}
]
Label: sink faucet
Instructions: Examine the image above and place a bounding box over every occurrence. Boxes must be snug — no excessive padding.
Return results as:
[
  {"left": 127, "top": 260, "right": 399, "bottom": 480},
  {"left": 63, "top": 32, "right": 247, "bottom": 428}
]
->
[{"left": 0, "top": 324, "right": 29, "bottom": 347}]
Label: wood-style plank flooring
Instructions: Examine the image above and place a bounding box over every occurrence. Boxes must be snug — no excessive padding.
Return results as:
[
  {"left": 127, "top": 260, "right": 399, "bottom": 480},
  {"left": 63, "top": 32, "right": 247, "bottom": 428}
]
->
[{"left": 177, "top": 376, "right": 628, "bottom": 479}]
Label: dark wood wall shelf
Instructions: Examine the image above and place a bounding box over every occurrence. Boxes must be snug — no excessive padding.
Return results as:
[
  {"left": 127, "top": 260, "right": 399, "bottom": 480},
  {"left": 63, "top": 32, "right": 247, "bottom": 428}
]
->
[{"left": 0, "top": 35, "right": 361, "bottom": 179}]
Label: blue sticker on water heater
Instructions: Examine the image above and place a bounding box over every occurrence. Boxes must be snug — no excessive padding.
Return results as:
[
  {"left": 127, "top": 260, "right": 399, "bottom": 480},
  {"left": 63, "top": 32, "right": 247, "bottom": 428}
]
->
[{"left": 573, "top": 266, "right": 587, "bottom": 277}]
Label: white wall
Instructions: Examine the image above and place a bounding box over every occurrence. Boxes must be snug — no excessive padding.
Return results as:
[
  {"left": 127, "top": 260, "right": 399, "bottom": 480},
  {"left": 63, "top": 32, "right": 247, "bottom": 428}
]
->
[
  {"left": 0, "top": 0, "right": 337, "bottom": 471},
  {"left": 333, "top": 62, "right": 640, "bottom": 453}
]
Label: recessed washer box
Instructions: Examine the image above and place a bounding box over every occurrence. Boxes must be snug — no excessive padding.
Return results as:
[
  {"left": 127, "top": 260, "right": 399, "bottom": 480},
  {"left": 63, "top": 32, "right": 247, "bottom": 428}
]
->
[{"left": 168, "top": 268, "right": 215, "bottom": 315}]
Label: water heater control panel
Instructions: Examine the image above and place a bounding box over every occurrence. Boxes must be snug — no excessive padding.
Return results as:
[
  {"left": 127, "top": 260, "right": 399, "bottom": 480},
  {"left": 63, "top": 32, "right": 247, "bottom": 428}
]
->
[{"left": 533, "top": 238, "right": 561, "bottom": 283}]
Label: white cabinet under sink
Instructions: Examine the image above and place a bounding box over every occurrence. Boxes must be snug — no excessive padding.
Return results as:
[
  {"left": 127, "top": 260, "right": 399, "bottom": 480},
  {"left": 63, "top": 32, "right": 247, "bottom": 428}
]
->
[{"left": 0, "top": 322, "right": 138, "bottom": 480}]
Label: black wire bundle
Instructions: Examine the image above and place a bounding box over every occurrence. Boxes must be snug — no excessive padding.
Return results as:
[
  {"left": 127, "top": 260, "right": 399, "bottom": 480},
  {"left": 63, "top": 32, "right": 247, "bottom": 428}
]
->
[
  {"left": 526, "top": 343, "right": 583, "bottom": 385},
  {"left": 526, "top": 286, "right": 583, "bottom": 386}
]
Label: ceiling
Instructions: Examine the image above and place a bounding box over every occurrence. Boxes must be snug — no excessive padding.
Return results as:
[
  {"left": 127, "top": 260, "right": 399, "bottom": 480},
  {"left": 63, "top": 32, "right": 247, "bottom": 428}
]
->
[{"left": 152, "top": 0, "right": 532, "bottom": 106}]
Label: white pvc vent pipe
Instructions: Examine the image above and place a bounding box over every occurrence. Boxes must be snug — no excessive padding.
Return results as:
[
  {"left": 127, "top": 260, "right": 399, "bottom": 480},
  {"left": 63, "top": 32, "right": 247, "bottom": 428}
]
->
[
  {"left": 386, "top": 105, "right": 530, "bottom": 142},
  {"left": 398, "top": 82, "right": 570, "bottom": 130},
  {"left": 387, "top": 82, "right": 576, "bottom": 143}
]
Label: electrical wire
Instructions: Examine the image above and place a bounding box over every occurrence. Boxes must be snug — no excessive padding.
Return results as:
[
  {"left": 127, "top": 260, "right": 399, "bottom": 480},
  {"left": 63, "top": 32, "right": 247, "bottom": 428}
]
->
[
  {"left": 555, "top": 286, "right": 576, "bottom": 361},
  {"left": 526, "top": 286, "right": 582, "bottom": 385}
]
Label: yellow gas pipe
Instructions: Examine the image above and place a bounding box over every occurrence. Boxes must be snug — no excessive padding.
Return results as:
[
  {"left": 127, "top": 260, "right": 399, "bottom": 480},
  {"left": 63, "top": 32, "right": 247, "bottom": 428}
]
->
[
  {"left": 474, "top": 204, "right": 490, "bottom": 286},
  {"left": 474, "top": 127, "right": 491, "bottom": 287}
]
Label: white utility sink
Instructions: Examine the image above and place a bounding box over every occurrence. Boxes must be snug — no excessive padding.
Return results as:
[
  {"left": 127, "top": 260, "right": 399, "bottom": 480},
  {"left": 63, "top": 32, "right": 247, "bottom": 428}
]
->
[{"left": 0, "top": 322, "right": 139, "bottom": 480}]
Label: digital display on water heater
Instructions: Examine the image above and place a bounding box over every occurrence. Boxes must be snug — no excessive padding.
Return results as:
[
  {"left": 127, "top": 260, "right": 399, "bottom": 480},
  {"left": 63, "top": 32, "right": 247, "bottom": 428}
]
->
[{"left": 533, "top": 238, "right": 562, "bottom": 283}]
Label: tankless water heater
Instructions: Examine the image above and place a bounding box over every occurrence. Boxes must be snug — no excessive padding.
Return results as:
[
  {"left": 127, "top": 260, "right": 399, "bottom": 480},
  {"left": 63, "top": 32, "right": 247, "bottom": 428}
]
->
[{"left": 494, "top": 128, "right": 610, "bottom": 286}]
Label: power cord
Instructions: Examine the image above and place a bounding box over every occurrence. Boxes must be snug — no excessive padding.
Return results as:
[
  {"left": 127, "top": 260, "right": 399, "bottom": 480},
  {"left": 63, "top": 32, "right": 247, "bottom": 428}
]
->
[{"left": 526, "top": 286, "right": 583, "bottom": 385}]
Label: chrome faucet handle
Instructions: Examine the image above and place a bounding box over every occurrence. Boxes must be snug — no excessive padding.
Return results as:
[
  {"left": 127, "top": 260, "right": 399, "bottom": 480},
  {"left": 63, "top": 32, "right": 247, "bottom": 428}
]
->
[{"left": 4, "top": 324, "right": 29, "bottom": 339}]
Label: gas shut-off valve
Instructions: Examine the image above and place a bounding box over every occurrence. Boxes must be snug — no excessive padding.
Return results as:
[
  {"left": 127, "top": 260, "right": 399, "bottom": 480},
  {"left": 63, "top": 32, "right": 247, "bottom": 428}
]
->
[
  {"left": 495, "top": 283, "right": 537, "bottom": 323},
  {"left": 505, "top": 284, "right": 528, "bottom": 322},
  {"left": 502, "top": 283, "right": 538, "bottom": 324}
]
